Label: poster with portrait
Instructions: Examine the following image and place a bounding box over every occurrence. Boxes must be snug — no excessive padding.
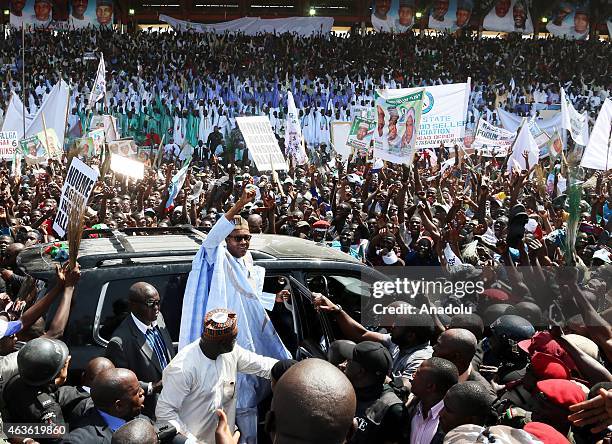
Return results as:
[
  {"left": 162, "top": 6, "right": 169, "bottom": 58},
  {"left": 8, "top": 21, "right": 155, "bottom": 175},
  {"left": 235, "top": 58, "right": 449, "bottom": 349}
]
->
[
  {"left": 69, "top": 0, "right": 114, "bottom": 29},
  {"left": 88, "top": 128, "right": 105, "bottom": 156},
  {"left": 373, "top": 89, "right": 424, "bottom": 165},
  {"left": 36, "top": 128, "right": 62, "bottom": 159},
  {"left": 19, "top": 135, "right": 46, "bottom": 164},
  {"left": 483, "top": 0, "right": 534, "bottom": 34},
  {"left": 9, "top": 0, "right": 114, "bottom": 29},
  {"left": 428, "top": 0, "right": 473, "bottom": 33},
  {"left": 371, "top": 0, "right": 417, "bottom": 33},
  {"left": 9, "top": 0, "right": 52, "bottom": 29},
  {"left": 347, "top": 116, "right": 376, "bottom": 156},
  {"left": 75, "top": 137, "right": 96, "bottom": 158},
  {"left": 109, "top": 139, "right": 137, "bottom": 157},
  {"left": 546, "top": 1, "right": 590, "bottom": 40}
]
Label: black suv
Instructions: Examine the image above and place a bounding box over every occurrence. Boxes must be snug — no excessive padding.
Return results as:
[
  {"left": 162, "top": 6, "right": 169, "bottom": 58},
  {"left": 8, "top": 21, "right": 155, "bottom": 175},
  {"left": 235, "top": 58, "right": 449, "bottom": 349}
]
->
[{"left": 17, "top": 226, "right": 384, "bottom": 377}]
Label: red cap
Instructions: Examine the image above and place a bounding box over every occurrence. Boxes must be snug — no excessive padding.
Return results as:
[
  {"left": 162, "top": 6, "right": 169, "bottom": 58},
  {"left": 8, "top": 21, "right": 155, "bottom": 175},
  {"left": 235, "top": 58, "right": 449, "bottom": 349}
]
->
[
  {"left": 312, "top": 220, "right": 330, "bottom": 229},
  {"left": 536, "top": 379, "right": 586, "bottom": 410},
  {"left": 481, "top": 288, "right": 510, "bottom": 302},
  {"left": 524, "top": 422, "right": 570, "bottom": 444},
  {"left": 518, "top": 331, "right": 577, "bottom": 372},
  {"left": 530, "top": 352, "right": 571, "bottom": 380}
]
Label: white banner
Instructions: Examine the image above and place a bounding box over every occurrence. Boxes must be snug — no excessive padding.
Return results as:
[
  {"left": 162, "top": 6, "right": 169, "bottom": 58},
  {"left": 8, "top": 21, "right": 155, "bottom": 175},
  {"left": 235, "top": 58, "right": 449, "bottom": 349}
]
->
[
  {"left": 496, "top": 107, "right": 563, "bottom": 133},
  {"left": 377, "top": 81, "right": 470, "bottom": 150},
  {"left": 2, "top": 80, "right": 70, "bottom": 149},
  {"left": 561, "top": 88, "right": 589, "bottom": 146},
  {"left": 110, "top": 154, "right": 145, "bottom": 180},
  {"left": 581, "top": 98, "right": 612, "bottom": 170},
  {"left": 330, "top": 122, "right": 352, "bottom": 160},
  {"left": 159, "top": 15, "right": 333, "bottom": 37},
  {"left": 0, "top": 131, "right": 19, "bottom": 160},
  {"left": 53, "top": 158, "right": 99, "bottom": 238},
  {"left": 483, "top": 0, "right": 534, "bottom": 34},
  {"left": 472, "top": 119, "right": 516, "bottom": 156},
  {"left": 236, "top": 116, "right": 288, "bottom": 172},
  {"left": 285, "top": 91, "right": 308, "bottom": 165}
]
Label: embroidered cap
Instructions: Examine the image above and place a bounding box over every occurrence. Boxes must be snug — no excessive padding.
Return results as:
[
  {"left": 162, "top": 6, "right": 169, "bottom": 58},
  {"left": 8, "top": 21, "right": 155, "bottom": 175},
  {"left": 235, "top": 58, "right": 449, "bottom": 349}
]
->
[
  {"left": 203, "top": 309, "right": 238, "bottom": 341},
  {"left": 233, "top": 216, "right": 249, "bottom": 231}
]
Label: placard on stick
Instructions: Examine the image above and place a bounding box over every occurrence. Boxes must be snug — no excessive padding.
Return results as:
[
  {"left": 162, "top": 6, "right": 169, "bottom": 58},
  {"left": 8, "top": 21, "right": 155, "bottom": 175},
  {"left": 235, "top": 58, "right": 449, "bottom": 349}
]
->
[
  {"left": 236, "top": 116, "right": 287, "bottom": 171},
  {"left": 53, "top": 158, "right": 99, "bottom": 238},
  {"left": 0, "top": 131, "right": 18, "bottom": 160}
]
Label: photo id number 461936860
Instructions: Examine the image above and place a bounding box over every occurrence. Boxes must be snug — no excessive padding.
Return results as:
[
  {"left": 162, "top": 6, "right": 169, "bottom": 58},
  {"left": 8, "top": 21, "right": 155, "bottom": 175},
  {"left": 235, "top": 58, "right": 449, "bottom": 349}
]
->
[{"left": 3, "top": 423, "right": 67, "bottom": 438}]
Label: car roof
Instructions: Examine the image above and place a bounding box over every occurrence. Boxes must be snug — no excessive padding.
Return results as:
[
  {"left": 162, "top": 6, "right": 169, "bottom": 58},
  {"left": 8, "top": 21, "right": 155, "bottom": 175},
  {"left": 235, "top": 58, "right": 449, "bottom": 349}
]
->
[{"left": 17, "top": 226, "right": 360, "bottom": 275}]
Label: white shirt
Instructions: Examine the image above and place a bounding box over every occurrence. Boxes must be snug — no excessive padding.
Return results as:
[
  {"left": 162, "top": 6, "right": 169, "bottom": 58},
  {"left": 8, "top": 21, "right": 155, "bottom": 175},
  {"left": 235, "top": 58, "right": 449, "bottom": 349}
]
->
[
  {"left": 410, "top": 399, "right": 444, "bottom": 444},
  {"left": 130, "top": 313, "right": 157, "bottom": 335},
  {"left": 156, "top": 339, "right": 277, "bottom": 443}
]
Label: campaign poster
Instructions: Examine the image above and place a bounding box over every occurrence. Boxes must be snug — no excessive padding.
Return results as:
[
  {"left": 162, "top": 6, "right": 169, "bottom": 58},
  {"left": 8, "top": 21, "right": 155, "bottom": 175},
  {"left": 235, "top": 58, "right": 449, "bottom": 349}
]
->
[
  {"left": 76, "top": 137, "right": 96, "bottom": 158},
  {"left": 69, "top": 0, "right": 114, "bottom": 29},
  {"left": 483, "top": 0, "right": 534, "bottom": 34},
  {"left": 373, "top": 89, "right": 424, "bottom": 165},
  {"left": 89, "top": 128, "right": 105, "bottom": 156},
  {"left": 472, "top": 120, "right": 516, "bottom": 157},
  {"left": 19, "top": 135, "right": 46, "bottom": 164},
  {"left": 9, "top": 0, "right": 113, "bottom": 29},
  {"left": 428, "top": 0, "right": 473, "bottom": 33},
  {"left": 347, "top": 117, "right": 376, "bottom": 156},
  {"left": 546, "top": 1, "right": 590, "bottom": 40},
  {"left": 371, "top": 0, "right": 417, "bottom": 33}
]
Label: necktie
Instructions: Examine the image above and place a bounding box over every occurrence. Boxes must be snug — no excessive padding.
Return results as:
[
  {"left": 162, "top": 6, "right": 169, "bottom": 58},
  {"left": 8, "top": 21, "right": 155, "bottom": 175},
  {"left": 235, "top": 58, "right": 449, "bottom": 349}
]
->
[{"left": 145, "top": 327, "right": 168, "bottom": 369}]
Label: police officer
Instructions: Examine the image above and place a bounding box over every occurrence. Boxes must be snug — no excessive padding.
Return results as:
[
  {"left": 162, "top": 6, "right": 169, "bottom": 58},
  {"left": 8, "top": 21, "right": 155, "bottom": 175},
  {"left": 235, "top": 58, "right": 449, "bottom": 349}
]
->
[
  {"left": 474, "top": 315, "right": 535, "bottom": 384},
  {"left": 3, "top": 338, "right": 87, "bottom": 433},
  {"left": 340, "top": 341, "right": 407, "bottom": 444}
]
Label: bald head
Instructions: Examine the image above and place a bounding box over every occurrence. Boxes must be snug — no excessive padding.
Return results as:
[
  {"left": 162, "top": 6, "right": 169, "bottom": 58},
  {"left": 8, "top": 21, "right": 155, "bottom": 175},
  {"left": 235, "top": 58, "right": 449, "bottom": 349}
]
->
[
  {"left": 91, "top": 368, "right": 143, "bottom": 419},
  {"left": 112, "top": 419, "right": 158, "bottom": 444},
  {"left": 247, "top": 214, "right": 263, "bottom": 233},
  {"left": 128, "top": 282, "right": 158, "bottom": 302},
  {"left": 128, "top": 282, "right": 160, "bottom": 325},
  {"left": 433, "top": 328, "right": 477, "bottom": 374},
  {"left": 271, "top": 359, "right": 356, "bottom": 444},
  {"left": 82, "top": 357, "right": 115, "bottom": 388}
]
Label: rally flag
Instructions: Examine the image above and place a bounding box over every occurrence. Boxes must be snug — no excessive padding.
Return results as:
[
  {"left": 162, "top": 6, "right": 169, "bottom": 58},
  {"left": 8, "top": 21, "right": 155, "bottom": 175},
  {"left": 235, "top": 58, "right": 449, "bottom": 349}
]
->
[
  {"left": 87, "top": 54, "right": 107, "bottom": 110},
  {"left": 561, "top": 88, "right": 589, "bottom": 146},
  {"left": 285, "top": 91, "right": 308, "bottom": 165},
  {"left": 166, "top": 161, "right": 190, "bottom": 209},
  {"left": 580, "top": 98, "right": 612, "bottom": 171},
  {"left": 507, "top": 119, "right": 539, "bottom": 172}
]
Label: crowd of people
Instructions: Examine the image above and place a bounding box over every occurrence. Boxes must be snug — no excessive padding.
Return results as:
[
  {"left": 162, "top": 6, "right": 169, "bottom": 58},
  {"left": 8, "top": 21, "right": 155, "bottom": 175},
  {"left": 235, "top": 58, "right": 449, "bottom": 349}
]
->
[{"left": 0, "top": 25, "right": 609, "bottom": 444}]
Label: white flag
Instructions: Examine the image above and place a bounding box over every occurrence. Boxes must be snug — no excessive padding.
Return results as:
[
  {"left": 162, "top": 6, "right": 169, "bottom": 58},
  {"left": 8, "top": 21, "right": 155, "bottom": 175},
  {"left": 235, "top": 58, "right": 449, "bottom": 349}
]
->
[
  {"left": 561, "top": 88, "right": 589, "bottom": 146},
  {"left": 87, "top": 54, "right": 106, "bottom": 110},
  {"left": 581, "top": 98, "right": 612, "bottom": 171},
  {"left": 508, "top": 119, "right": 539, "bottom": 172},
  {"left": 285, "top": 91, "right": 307, "bottom": 165}
]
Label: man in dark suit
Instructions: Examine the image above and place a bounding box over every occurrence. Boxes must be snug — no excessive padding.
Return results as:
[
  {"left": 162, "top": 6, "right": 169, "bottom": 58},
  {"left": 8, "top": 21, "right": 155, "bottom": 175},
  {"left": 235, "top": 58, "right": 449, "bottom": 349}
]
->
[
  {"left": 105, "top": 282, "right": 176, "bottom": 419},
  {"left": 61, "top": 368, "right": 147, "bottom": 443}
]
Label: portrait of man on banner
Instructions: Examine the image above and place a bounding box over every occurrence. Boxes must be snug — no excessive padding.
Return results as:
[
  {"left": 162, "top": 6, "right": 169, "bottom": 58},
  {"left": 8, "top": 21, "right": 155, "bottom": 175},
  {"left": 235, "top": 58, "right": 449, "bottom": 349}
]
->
[{"left": 373, "top": 89, "right": 424, "bottom": 164}]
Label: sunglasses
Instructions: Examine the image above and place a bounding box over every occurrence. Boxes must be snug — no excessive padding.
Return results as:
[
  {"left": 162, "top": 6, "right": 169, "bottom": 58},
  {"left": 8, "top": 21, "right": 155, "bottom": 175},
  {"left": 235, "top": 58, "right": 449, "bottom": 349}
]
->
[
  {"left": 228, "top": 235, "right": 252, "bottom": 242},
  {"left": 137, "top": 299, "right": 161, "bottom": 308}
]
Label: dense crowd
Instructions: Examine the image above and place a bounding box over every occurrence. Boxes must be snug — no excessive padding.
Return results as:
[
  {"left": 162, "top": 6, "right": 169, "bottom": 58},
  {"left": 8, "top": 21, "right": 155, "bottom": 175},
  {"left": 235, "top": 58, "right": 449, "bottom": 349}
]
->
[{"left": 0, "top": 26, "right": 609, "bottom": 444}]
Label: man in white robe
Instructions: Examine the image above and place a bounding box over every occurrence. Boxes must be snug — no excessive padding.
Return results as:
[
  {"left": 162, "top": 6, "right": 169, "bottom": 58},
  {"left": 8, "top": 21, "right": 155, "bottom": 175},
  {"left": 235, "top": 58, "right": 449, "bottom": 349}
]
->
[
  {"left": 179, "top": 187, "right": 291, "bottom": 443},
  {"left": 158, "top": 308, "right": 277, "bottom": 443}
]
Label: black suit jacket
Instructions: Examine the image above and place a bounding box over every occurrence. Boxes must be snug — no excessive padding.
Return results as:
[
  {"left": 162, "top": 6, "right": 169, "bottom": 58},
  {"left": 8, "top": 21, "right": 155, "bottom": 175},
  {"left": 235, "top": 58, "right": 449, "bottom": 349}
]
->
[
  {"left": 105, "top": 314, "right": 176, "bottom": 418},
  {"left": 60, "top": 408, "right": 151, "bottom": 444}
]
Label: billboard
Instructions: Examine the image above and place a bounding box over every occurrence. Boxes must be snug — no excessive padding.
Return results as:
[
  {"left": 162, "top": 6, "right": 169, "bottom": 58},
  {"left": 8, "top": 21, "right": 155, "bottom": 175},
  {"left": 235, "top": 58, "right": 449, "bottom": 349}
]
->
[
  {"left": 546, "top": 1, "right": 590, "bottom": 40},
  {"left": 371, "top": 0, "right": 417, "bottom": 33},
  {"left": 483, "top": 0, "right": 534, "bottom": 34},
  {"left": 428, "top": 0, "right": 473, "bottom": 33},
  {"left": 9, "top": 0, "right": 114, "bottom": 29}
]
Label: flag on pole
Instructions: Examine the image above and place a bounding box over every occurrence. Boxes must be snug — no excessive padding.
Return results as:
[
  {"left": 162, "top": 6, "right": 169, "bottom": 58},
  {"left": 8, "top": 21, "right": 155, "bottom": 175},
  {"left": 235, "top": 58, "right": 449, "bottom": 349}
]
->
[
  {"left": 166, "top": 161, "right": 190, "bottom": 209},
  {"left": 580, "top": 98, "right": 612, "bottom": 171},
  {"left": 561, "top": 88, "right": 589, "bottom": 146},
  {"left": 285, "top": 91, "right": 308, "bottom": 165},
  {"left": 87, "top": 54, "right": 106, "bottom": 110}
]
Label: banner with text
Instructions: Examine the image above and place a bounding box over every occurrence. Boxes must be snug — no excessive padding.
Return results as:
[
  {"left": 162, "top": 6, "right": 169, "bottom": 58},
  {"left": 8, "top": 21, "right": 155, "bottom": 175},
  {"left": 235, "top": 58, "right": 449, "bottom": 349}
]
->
[
  {"left": 53, "top": 158, "right": 99, "bottom": 238},
  {"left": 376, "top": 81, "right": 470, "bottom": 150},
  {"left": 236, "top": 116, "right": 288, "bottom": 171},
  {"left": 373, "top": 89, "right": 424, "bottom": 165},
  {"left": 472, "top": 119, "right": 516, "bottom": 156},
  {"left": 0, "top": 131, "right": 18, "bottom": 160}
]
